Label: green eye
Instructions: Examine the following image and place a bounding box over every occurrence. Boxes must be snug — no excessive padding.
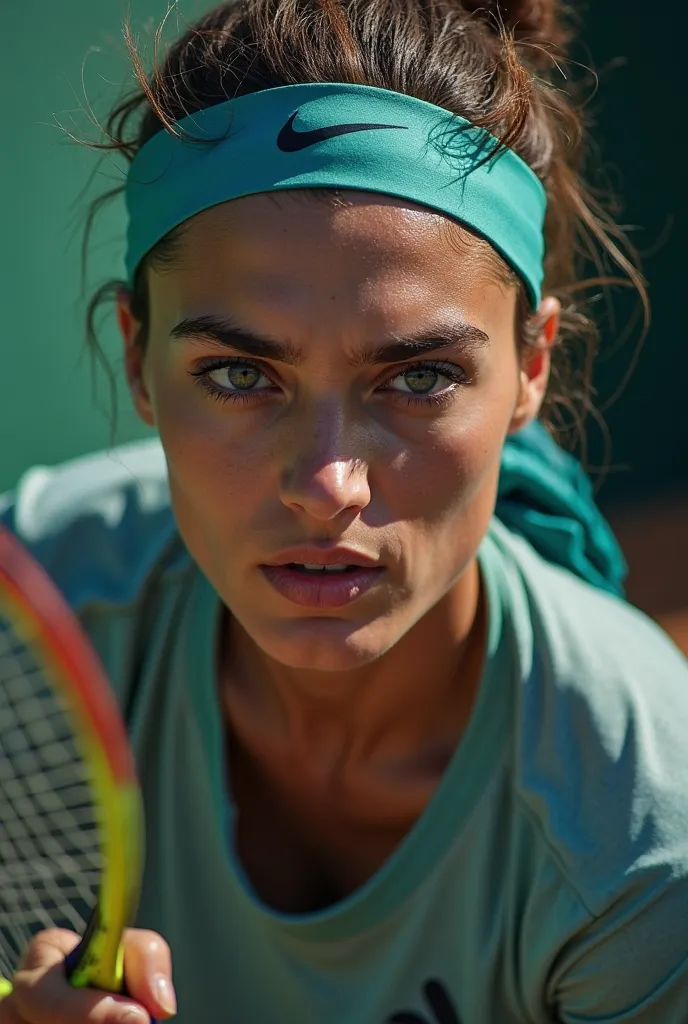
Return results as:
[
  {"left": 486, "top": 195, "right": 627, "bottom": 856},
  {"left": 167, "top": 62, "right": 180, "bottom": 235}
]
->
[
  {"left": 218, "top": 364, "right": 262, "bottom": 390},
  {"left": 400, "top": 368, "right": 440, "bottom": 394},
  {"left": 188, "top": 356, "right": 275, "bottom": 406},
  {"left": 380, "top": 359, "right": 470, "bottom": 409}
]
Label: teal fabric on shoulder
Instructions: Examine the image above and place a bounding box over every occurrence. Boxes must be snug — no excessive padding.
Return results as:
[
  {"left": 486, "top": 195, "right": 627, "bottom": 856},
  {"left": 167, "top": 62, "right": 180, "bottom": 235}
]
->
[{"left": 497, "top": 423, "right": 627, "bottom": 597}]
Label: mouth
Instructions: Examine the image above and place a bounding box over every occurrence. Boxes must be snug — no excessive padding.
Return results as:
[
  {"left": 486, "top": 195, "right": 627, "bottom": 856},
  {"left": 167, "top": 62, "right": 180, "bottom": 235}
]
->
[
  {"left": 283, "top": 562, "right": 364, "bottom": 574},
  {"left": 260, "top": 562, "right": 385, "bottom": 609}
]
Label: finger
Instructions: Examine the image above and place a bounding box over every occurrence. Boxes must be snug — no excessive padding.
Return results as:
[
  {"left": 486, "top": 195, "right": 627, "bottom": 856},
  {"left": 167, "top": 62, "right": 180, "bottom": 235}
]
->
[
  {"left": 0, "top": 993, "right": 27, "bottom": 1024},
  {"left": 16, "top": 928, "right": 80, "bottom": 972},
  {"left": 12, "top": 930, "right": 151, "bottom": 1024},
  {"left": 123, "top": 929, "right": 176, "bottom": 1019},
  {"left": 13, "top": 965, "right": 149, "bottom": 1024},
  {"left": 1, "top": 930, "right": 75, "bottom": 1024}
]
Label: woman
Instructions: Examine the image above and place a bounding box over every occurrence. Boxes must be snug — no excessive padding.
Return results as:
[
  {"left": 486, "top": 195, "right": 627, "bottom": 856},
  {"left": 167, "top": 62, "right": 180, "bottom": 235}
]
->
[{"left": 2, "top": 1, "right": 687, "bottom": 1021}]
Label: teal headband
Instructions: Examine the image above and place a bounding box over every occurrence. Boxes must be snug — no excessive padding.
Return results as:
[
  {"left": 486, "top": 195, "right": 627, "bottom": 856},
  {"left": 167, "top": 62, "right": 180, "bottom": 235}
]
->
[{"left": 125, "top": 82, "right": 547, "bottom": 305}]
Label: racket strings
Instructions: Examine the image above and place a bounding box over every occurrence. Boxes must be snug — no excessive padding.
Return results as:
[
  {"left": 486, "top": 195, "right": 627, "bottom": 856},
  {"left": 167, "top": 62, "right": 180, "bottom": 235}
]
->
[{"left": 0, "top": 617, "right": 102, "bottom": 979}]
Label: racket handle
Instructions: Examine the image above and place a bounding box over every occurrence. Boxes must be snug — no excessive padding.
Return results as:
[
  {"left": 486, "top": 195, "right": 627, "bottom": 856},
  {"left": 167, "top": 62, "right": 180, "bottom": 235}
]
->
[{"left": 63, "top": 946, "right": 158, "bottom": 1023}]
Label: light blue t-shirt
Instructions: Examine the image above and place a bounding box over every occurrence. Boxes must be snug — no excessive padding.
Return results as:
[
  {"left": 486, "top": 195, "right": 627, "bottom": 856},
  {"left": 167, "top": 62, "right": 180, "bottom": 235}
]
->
[{"left": 2, "top": 439, "right": 688, "bottom": 1024}]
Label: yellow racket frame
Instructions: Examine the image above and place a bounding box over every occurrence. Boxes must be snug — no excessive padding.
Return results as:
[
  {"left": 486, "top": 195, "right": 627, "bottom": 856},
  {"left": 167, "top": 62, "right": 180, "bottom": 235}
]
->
[{"left": 0, "top": 525, "right": 145, "bottom": 997}]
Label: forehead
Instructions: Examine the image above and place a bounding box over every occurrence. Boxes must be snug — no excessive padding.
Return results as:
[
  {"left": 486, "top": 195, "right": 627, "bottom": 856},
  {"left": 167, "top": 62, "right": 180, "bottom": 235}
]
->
[
  {"left": 147, "top": 191, "right": 518, "bottom": 341},
  {"left": 153, "top": 191, "right": 515, "bottom": 288}
]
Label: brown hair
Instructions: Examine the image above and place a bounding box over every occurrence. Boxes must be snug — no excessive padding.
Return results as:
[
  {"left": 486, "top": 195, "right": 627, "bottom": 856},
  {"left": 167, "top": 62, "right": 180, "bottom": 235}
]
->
[{"left": 82, "top": 0, "right": 646, "bottom": 449}]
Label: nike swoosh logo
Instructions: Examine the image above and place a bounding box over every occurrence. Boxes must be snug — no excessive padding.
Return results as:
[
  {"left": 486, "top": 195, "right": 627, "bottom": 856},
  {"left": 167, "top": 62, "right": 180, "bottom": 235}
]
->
[{"left": 276, "top": 111, "right": 408, "bottom": 152}]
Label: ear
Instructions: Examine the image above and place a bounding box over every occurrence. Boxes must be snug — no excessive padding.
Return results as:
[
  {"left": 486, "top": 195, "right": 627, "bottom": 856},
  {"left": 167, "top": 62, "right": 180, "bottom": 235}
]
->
[
  {"left": 116, "top": 288, "right": 156, "bottom": 428},
  {"left": 507, "top": 295, "right": 560, "bottom": 435}
]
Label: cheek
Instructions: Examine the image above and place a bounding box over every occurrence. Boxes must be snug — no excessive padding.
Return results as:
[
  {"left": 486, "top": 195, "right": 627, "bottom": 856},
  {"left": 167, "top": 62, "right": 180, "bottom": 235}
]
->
[
  {"left": 393, "top": 420, "right": 501, "bottom": 531},
  {"left": 392, "top": 377, "right": 516, "bottom": 523},
  {"left": 385, "top": 377, "right": 517, "bottom": 587},
  {"left": 148, "top": 364, "right": 268, "bottom": 563},
  {"left": 149, "top": 350, "right": 252, "bottom": 485},
  {"left": 163, "top": 417, "right": 261, "bottom": 529},
  {"left": 164, "top": 432, "right": 268, "bottom": 590}
]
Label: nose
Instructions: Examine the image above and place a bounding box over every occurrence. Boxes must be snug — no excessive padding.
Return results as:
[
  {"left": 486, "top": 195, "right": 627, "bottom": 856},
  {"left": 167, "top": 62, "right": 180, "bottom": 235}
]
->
[{"left": 278, "top": 401, "right": 372, "bottom": 522}]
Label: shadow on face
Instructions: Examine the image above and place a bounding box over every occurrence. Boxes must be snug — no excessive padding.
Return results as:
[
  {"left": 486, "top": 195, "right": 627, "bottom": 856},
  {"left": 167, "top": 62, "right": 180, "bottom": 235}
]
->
[{"left": 120, "top": 191, "right": 550, "bottom": 673}]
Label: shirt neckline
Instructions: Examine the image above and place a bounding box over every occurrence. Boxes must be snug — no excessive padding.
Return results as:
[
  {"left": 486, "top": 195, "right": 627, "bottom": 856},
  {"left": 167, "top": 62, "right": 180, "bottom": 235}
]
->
[{"left": 185, "top": 523, "right": 515, "bottom": 943}]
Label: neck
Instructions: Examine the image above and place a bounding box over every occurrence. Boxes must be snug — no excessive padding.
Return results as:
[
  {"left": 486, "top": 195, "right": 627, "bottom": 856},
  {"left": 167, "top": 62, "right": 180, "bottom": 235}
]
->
[{"left": 219, "top": 558, "right": 486, "bottom": 790}]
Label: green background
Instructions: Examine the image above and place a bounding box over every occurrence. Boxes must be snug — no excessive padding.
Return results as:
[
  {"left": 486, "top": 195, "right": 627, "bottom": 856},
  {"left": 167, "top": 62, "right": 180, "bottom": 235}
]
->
[{"left": 2, "top": 2, "right": 685, "bottom": 508}]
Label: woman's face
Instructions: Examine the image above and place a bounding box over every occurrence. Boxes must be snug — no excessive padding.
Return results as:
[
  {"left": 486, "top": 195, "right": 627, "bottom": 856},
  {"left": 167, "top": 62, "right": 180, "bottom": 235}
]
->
[{"left": 119, "top": 192, "right": 554, "bottom": 672}]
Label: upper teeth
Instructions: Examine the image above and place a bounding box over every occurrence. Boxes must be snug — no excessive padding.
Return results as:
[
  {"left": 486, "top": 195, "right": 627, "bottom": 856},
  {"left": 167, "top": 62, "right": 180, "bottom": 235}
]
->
[{"left": 300, "top": 563, "right": 351, "bottom": 572}]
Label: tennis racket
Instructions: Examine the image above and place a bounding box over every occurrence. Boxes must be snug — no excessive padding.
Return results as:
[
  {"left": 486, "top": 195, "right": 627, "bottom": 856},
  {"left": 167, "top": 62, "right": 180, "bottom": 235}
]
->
[{"left": 0, "top": 522, "right": 152, "bottom": 1018}]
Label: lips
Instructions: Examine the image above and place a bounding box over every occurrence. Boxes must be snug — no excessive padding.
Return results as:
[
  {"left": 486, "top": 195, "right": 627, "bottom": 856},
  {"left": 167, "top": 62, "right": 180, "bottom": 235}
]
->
[
  {"left": 260, "top": 544, "right": 385, "bottom": 608},
  {"left": 286, "top": 563, "right": 357, "bottom": 573},
  {"left": 263, "top": 545, "right": 380, "bottom": 569},
  {"left": 260, "top": 563, "right": 383, "bottom": 608}
]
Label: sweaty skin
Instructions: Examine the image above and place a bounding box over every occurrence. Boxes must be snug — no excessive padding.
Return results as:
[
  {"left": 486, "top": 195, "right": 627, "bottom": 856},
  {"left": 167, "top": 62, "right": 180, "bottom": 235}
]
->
[
  {"left": 0, "top": 193, "right": 559, "bottom": 1024},
  {"left": 118, "top": 192, "right": 558, "bottom": 912}
]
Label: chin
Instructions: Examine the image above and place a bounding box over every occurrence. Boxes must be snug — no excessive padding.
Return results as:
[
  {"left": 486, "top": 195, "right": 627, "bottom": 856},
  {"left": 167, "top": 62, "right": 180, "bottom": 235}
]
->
[{"left": 249, "top": 614, "right": 399, "bottom": 672}]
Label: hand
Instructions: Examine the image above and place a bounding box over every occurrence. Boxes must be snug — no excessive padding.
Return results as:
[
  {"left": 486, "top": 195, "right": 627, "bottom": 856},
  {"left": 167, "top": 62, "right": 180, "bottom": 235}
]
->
[{"left": 0, "top": 928, "right": 176, "bottom": 1023}]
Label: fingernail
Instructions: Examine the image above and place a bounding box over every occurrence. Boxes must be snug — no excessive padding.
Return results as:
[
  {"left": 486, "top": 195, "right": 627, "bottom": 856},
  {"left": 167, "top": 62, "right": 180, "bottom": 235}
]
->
[
  {"left": 121, "top": 1010, "right": 149, "bottom": 1023},
  {"left": 153, "top": 972, "right": 177, "bottom": 1015}
]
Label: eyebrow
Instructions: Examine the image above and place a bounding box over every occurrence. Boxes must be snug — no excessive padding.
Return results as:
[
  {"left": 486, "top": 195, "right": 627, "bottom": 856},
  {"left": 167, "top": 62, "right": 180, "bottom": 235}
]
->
[{"left": 169, "top": 313, "right": 490, "bottom": 366}]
